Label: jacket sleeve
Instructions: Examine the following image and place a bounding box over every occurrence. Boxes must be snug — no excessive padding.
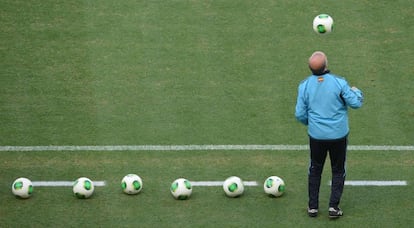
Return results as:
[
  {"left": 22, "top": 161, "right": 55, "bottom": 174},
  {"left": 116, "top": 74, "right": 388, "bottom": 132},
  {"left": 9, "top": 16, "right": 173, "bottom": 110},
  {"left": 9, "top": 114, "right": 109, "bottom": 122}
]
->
[
  {"left": 341, "top": 83, "right": 364, "bottom": 109},
  {"left": 295, "top": 83, "right": 308, "bottom": 125}
]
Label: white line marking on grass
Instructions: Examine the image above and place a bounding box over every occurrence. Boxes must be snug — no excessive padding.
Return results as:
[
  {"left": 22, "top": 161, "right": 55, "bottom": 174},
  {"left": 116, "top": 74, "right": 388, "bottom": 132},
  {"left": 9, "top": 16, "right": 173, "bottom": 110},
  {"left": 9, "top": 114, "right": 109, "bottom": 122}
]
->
[
  {"left": 32, "top": 181, "right": 106, "bottom": 187},
  {"left": 328, "top": 180, "right": 407, "bottom": 186},
  {"left": 1, "top": 145, "right": 413, "bottom": 152},
  {"left": 191, "top": 181, "right": 259, "bottom": 186},
  {"left": 31, "top": 180, "right": 408, "bottom": 187},
  {"left": 348, "top": 145, "right": 414, "bottom": 151}
]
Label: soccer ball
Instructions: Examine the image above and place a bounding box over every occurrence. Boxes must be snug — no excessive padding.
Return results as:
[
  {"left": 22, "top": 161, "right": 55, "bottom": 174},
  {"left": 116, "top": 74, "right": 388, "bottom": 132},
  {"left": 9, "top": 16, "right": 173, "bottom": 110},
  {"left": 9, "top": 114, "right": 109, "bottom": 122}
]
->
[
  {"left": 170, "top": 178, "right": 192, "bottom": 200},
  {"left": 223, "top": 176, "right": 244, "bottom": 197},
  {"left": 313, "top": 14, "right": 334, "bottom": 34},
  {"left": 121, "top": 174, "right": 143, "bottom": 195},
  {"left": 264, "top": 176, "right": 285, "bottom": 197},
  {"left": 12, "top": 177, "right": 33, "bottom": 199},
  {"left": 73, "top": 177, "right": 94, "bottom": 199}
]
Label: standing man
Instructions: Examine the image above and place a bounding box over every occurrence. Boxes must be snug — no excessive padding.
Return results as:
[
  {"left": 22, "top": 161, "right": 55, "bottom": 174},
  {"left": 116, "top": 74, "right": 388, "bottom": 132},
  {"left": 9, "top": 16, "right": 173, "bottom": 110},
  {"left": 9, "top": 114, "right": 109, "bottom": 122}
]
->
[{"left": 295, "top": 51, "right": 364, "bottom": 219}]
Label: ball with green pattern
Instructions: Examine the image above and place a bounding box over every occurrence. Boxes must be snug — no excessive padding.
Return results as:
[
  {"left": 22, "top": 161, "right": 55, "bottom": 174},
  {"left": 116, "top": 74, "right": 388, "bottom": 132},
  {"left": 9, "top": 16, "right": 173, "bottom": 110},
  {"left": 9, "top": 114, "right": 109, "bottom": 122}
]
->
[
  {"left": 73, "top": 177, "right": 94, "bottom": 199},
  {"left": 170, "top": 178, "right": 192, "bottom": 200},
  {"left": 223, "top": 176, "right": 244, "bottom": 198},
  {"left": 121, "top": 174, "right": 143, "bottom": 195},
  {"left": 264, "top": 176, "right": 285, "bottom": 197},
  {"left": 313, "top": 14, "right": 334, "bottom": 34},
  {"left": 12, "top": 177, "right": 33, "bottom": 199}
]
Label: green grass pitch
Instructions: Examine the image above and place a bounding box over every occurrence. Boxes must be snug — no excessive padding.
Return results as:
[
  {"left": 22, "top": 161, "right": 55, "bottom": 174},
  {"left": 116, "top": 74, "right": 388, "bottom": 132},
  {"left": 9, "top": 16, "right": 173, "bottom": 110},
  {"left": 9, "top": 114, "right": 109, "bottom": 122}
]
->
[{"left": 1, "top": 0, "right": 413, "bottom": 227}]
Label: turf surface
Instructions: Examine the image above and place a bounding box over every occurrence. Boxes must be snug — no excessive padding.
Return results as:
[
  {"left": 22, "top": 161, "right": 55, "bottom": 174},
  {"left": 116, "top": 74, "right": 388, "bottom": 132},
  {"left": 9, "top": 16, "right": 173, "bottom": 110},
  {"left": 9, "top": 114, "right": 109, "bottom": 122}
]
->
[{"left": 1, "top": 0, "right": 413, "bottom": 227}]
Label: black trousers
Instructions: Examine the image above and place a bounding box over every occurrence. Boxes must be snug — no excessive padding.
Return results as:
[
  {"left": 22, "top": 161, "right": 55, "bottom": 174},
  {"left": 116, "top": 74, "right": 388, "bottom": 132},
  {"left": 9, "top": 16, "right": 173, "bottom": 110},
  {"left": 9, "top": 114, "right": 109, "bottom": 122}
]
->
[{"left": 308, "top": 135, "right": 347, "bottom": 209}]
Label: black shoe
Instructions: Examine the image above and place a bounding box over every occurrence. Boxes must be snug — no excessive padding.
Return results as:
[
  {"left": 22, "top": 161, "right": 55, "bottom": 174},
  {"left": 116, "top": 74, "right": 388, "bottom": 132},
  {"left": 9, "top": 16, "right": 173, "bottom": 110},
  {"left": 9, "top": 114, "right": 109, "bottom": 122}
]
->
[
  {"left": 308, "top": 208, "right": 318, "bottom": 217},
  {"left": 329, "top": 207, "right": 343, "bottom": 219}
]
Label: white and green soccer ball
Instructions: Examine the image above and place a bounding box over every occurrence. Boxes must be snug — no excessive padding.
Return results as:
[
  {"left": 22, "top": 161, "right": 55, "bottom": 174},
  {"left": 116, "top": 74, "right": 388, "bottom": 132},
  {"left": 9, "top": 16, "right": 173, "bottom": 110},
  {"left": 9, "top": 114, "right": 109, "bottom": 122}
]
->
[
  {"left": 73, "top": 177, "right": 94, "bottom": 199},
  {"left": 264, "top": 176, "right": 285, "bottom": 197},
  {"left": 170, "top": 178, "right": 192, "bottom": 200},
  {"left": 121, "top": 174, "right": 143, "bottom": 195},
  {"left": 313, "top": 14, "right": 334, "bottom": 34},
  {"left": 12, "top": 177, "right": 33, "bottom": 199},
  {"left": 223, "top": 176, "right": 244, "bottom": 197}
]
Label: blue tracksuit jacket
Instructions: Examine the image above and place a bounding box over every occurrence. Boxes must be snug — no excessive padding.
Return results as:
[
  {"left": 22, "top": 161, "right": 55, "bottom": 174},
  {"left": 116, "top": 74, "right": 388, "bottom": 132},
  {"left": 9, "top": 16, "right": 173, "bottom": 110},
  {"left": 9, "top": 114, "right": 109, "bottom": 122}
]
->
[{"left": 295, "top": 72, "right": 364, "bottom": 140}]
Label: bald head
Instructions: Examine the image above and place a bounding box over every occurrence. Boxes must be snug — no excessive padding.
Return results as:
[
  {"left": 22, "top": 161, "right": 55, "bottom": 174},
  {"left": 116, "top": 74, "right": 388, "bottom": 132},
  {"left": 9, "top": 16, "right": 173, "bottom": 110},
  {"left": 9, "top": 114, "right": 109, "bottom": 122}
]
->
[{"left": 309, "top": 51, "right": 328, "bottom": 75}]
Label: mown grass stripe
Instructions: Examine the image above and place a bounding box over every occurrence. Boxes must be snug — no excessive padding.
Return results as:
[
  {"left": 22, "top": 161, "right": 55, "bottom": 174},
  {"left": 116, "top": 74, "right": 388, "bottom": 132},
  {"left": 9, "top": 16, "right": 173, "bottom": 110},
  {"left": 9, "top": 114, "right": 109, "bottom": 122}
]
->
[{"left": 1, "top": 145, "right": 413, "bottom": 152}]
